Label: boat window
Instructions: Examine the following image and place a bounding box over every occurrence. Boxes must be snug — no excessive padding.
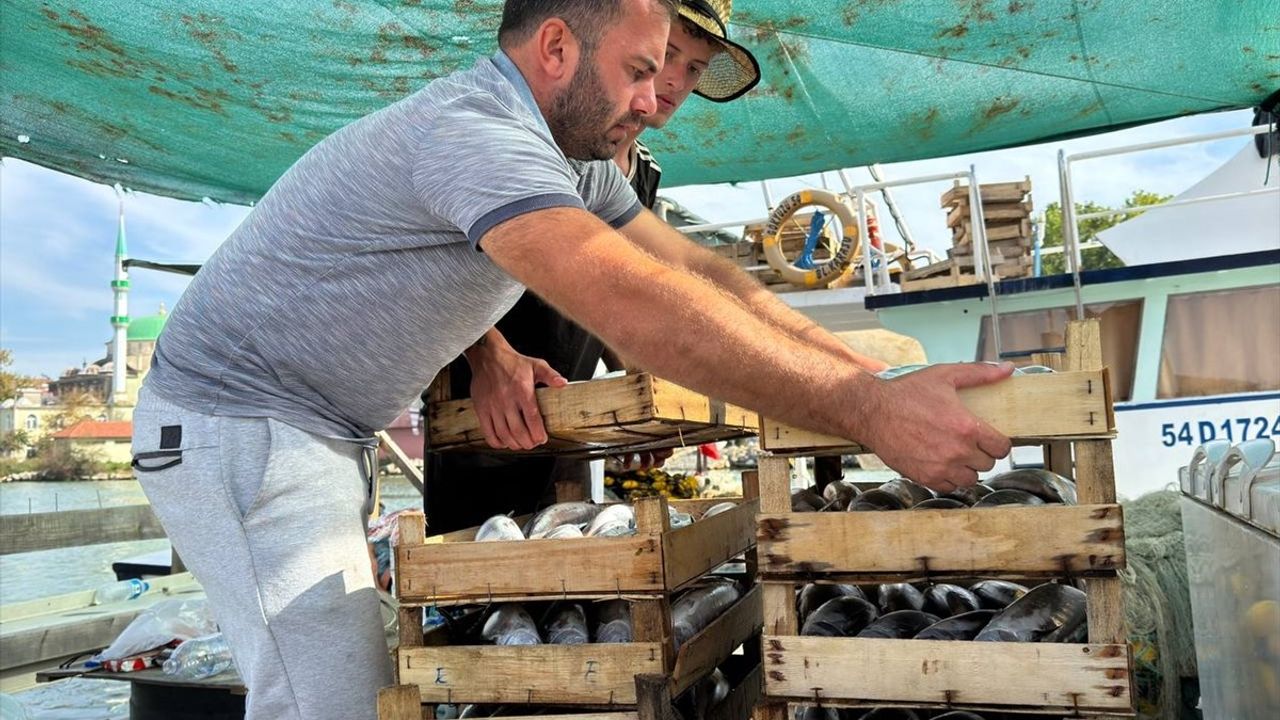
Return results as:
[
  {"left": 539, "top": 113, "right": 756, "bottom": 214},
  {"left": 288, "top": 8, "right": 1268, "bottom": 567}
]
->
[
  {"left": 976, "top": 300, "right": 1143, "bottom": 401},
  {"left": 1158, "top": 284, "right": 1280, "bottom": 398}
]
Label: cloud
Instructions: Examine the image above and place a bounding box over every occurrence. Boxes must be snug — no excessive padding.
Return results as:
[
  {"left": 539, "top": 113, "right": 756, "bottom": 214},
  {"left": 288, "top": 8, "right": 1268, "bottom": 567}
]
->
[
  {"left": 0, "top": 108, "right": 1260, "bottom": 376},
  {"left": 1, "top": 158, "right": 250, "bottom": 375}
]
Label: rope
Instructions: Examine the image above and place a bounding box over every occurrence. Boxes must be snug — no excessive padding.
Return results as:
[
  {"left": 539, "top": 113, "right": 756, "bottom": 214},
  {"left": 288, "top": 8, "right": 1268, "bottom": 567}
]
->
[{"left": 1119, "top": 490, "right": 1198, "bottom": 718}]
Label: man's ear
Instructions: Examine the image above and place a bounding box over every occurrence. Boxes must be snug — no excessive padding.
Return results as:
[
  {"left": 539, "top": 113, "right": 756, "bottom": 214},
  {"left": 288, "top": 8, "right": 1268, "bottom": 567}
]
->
[{"left": 533, "top": 18, "right": 580, "bottom": 83}]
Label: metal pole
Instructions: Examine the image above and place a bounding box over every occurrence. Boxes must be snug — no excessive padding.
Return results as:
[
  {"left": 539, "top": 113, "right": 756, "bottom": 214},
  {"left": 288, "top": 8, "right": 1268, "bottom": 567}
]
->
[
  {"left": 1058, "top": 149, "right": 1086, "bottom": 319},
  {"left": 674, "top": 217, "right": 771, "bottom": 234},
  {"left": 1074, "top": 186, "right": 1280, "bottom": 221},
  {"left": 1068, "top": 123, "right": 1275, "bottom": 163},
  {"left": 760, "top": 180, "right": 775, "bottom": 211},
  {"left": 969, "top": 166, "right": 1002, "bottom": 359},
  {"left": 856, "top": 188, "right": 875, "bottom": 294},
  {"left": 868, "top": 163, "right": 919, "bottom": 252},
  {"left": 1032, "top": 213, "right": 1043, "bottom": 277}
]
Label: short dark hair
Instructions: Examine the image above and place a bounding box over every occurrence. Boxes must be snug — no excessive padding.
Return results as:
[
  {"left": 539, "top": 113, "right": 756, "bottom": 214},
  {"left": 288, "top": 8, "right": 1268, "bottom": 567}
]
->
[{"left": 499, "top": 0, "right": 677, "bottom": 54}]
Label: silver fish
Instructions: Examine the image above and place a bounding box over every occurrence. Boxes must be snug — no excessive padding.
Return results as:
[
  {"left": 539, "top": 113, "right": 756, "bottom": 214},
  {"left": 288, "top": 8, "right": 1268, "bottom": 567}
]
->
[
  {"left": 524, "top": 502, "right": 602, "bottom": 538},
  {"left": 974, "top": 583, "right": 1086, "bottom": 643},
  {"left": 546, "top": 604, "right": 589, "bottom": 645},
  {"left": 593, "top": 599, "right": 632, "bottom": 643},
  {"left": 586, "top": 504, "right": 635, "bottom": 537},
  {"left": 690, "top": 668, "right": 730, "bottom": 717},
  {"left": 475, "top": 515, "right": 524, "bottom": 542},
  {"left": 672, "top": 580, "right": 741, "bottom": 649},
  {"left": 668, "top": 506, "right": 695, "bottom": 529},
  {"left": 481, "top": 604, "right": 541, "bottom": 645},
  {"left": 700, "top": 501, "right": 738, "bottom": 520},
  {"left": 544, "top": 524, "right": 584, "bottom": 539}
]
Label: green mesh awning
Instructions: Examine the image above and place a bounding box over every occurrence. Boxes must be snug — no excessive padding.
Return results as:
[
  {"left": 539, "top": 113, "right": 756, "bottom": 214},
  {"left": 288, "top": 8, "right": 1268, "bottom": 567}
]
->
[{"left": 2, "top": 1, "right": 1276, "bottom": 204}]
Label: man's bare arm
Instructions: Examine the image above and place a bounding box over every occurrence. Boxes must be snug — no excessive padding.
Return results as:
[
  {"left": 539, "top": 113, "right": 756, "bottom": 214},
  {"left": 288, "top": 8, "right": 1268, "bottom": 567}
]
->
[
  {"left": 478, "top": 207, "right": 1013, "bottom": 491},
  {"left": 620, "top": 210, "right": 888, "bottom": 372}
]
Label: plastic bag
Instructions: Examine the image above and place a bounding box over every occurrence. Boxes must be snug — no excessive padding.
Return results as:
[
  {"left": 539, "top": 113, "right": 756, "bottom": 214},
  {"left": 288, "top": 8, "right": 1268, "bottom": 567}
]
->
[{"left": 91, "top": 598, "right": 218, "bottom": 663}]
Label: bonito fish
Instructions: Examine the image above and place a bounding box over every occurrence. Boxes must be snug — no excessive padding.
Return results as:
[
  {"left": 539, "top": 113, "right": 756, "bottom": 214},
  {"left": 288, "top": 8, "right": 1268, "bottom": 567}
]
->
[
  {"left": 481, "top": 604, "right": 541, "bottom": 645},
  {"left": 475, "top": 515, "right": 524, "bottom": 542},
  {"left": 586, "top": 503, "right": 635, "bottom": 537},
  {"left": 524, "top": 502, "right": 603, "bottom": 538},
  {"left": 546, "top": 603, "right": 589, "bottom": 645},
  {"left": 672, "top": 580, "right": 741, "bottom": 649}
]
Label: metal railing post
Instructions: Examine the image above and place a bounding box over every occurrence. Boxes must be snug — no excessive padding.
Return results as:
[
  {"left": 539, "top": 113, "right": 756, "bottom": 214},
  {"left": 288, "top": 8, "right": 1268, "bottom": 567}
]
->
[
  {"left": 969, "top": 165, "right": 1002, "bottom": 359},
  {"left": 1058, "top": 149, "right": 1086, "bottom": 319}
]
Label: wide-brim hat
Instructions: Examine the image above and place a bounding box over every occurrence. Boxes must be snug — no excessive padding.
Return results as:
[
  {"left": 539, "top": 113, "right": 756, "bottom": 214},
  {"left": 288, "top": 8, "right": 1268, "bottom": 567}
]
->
[{"left": 678, "top": 0, "right": 761, "bottom": 102}]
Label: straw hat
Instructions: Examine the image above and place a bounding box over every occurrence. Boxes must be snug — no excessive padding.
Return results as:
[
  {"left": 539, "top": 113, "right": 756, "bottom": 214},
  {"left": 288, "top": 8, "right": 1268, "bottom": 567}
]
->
[{"left": 678, "top": 0, "right": 760, "bottom": 102}]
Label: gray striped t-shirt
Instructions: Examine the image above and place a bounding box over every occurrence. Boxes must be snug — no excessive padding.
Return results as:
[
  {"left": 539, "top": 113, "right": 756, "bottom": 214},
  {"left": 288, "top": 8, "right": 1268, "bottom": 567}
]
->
[{"left": 146, "top": 52, "right": 642, "bottom": 439}]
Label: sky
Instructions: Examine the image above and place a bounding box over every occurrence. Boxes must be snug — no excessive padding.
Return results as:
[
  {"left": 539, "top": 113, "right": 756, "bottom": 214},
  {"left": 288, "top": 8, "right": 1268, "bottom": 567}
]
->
[{"left": 0, "top": 108, "right": 1257, "bottom": 377}]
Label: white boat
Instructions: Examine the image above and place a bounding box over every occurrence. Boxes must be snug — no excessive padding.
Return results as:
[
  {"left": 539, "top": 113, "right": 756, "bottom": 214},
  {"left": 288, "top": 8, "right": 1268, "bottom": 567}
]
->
[{"left": 680, "top": 121, "right": 1280, "bottom": 499}]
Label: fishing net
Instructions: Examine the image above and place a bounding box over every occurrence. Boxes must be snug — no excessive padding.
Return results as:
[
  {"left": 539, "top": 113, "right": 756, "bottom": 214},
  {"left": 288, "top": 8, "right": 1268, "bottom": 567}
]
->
[
  {"left": 2, "top": 1, "right": 1275, "bottom": 204},
  {"left": 1120, "top": 490, "right": 1199, "bottom": 719}
]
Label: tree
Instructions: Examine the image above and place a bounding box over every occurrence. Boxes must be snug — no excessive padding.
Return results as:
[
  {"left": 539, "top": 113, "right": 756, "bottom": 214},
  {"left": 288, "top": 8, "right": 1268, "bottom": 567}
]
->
[
  {"left": 50, "top": 390, "right": 98, "bottom": 430},
  {"left": 1039, "top": 190, "right": 1172, "bottom": 275},
  {"left": 0, "top": 429, "right": 31, "bottom": 456},
  {"left": 0, "top": 349, "right": 41, "bottom": 402}
]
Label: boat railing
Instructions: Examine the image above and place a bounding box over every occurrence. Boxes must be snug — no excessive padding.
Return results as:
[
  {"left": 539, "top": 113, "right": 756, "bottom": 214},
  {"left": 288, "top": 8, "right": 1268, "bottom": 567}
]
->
[
  {"left": 1058, "top": 123, "right": 1279, "bottom": 317},
  {"left": 671, "top": 165, "right": 1007, "bottom": 351}
]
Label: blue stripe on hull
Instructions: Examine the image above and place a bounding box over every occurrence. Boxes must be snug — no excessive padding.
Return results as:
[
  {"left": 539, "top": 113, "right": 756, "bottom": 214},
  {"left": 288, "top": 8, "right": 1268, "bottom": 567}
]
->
[{"left": 1116, "top": 392, "right": 1280, "bottom": 412}]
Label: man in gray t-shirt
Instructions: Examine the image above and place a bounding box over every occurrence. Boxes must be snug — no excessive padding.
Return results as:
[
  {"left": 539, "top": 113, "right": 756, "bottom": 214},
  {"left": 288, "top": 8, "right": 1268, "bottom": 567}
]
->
[{"left": 133, "top": 1, "right": 1013, "bottom": 717}]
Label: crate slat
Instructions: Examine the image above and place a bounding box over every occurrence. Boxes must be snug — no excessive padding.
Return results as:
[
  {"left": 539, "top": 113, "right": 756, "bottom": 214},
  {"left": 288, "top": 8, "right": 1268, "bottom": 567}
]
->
[
  {"left": 763, "top": 635, "right": 1132, "bottom": 713},
  {"left": 941, "top": 179, "right": 1031, "bottom": 208},
  {"left": 399, "top": 497, "right": 756, "bottom": 604},
  {"left": 401, "top": 643, "right": 664, "bottom": 705},
  {"left": 427, "top": 373, "right": 757, "bottom": 454},
  {"left": 662, "top": 499, "right": 759, "bottom": 590},
  {"left": 398, "top": 535, "right": 661, "bottom": 604},
  {"left": 757, "top": 504, "right": 1125, "bottom": 580},
  {"left": 669, "top": 585, "right": 763, "bottom": 697},
  {"left": 760, "top": 370, "right": 1114, "bottom": 454}
]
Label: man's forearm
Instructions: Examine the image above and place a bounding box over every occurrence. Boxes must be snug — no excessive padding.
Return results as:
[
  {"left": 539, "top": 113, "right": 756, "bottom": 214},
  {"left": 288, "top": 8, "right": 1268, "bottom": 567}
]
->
[
  {"left": 687, "top": 250, "right": 888, "bottom": 372},
  {"left": 481, "top": 209, "right": 883, "bottom": 443}
]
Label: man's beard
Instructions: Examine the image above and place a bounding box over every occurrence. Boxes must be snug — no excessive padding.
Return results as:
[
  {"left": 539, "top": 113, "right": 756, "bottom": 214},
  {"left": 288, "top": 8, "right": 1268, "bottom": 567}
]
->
[{"left": 547, "top": 53, "right": 640, "bottom": 161}]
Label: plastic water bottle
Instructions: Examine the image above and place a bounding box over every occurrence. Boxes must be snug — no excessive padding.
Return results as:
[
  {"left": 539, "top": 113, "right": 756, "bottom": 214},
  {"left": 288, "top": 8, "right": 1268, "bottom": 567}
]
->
[
  {"left": 93, "top": 578, "right": 150, "bottom": 604},
  {"left": 0, "top": 693, "right": 31, "bottom": 720},
  {"left": 163, "top": 633, "right": 235, "bottom": 679}
]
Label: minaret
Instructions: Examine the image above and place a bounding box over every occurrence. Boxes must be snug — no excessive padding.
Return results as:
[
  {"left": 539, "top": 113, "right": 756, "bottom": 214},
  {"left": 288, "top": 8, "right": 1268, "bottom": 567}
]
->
[{"left": 109, "top": 198, "right": 130, "bottom": 405}]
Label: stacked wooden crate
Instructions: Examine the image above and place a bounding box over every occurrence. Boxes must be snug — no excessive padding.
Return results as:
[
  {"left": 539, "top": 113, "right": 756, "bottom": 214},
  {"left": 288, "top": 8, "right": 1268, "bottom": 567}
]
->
[
  {"left": 902, "top": 178, "right": 1035, "bottom": 291},
  {"left": 379, "top": 373, "right": 765, "bottom": 720},
  {"left": 753, "top": 320, "right": 1136, "bottom": 718}
]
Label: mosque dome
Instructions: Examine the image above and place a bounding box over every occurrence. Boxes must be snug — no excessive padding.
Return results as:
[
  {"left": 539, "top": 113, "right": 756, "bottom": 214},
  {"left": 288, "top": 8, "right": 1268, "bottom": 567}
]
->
[{"left": 127, "top": 303, "right": 167, "bottom": 342}]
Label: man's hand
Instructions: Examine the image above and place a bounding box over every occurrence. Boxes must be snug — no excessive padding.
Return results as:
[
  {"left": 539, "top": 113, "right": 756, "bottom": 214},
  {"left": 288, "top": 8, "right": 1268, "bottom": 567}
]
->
[
  {"left": 465, "top": 330, "right": 568, "bottom": 450},
  {"left": 855, "top": 362, "right": 1015, "bottom": 493},
  {"left": 614, "top": 448, "right": 674, "bottom": 470}
]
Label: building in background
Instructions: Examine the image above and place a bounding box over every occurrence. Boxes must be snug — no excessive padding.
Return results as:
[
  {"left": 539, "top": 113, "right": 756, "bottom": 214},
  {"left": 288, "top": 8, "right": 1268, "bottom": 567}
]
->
[{"left": 49, "top": 419, "right": 134, "bottom": 465}]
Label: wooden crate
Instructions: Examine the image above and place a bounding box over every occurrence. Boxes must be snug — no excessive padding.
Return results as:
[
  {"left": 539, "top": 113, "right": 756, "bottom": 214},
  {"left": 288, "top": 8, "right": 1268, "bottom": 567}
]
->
[
  {"left": 379, "top": 654, "right": 761, "bottom": 720},
  {"left": 754, "top": 320, "right": 1135, "bottom": 717},
  {"left": 760, "top": 369, "right": 1115, "bottom": 454},
  {"left": 397, "top": 586, "right": 762, "bottom": 706},
  {"left": 390, "top": 475, "right": 765, "bottom": 718},
  {"left": 952, "top": 218, "right": 1032, "bottom": 244},
  {"left": 940, "top": 178, "right": 1031, "bottom": 209},
  {"left": 396, "top": 495, "right": 760, "bottom": 604},
  {"left": 427, "top": 373, "right": 758, "bottom": 457},
  {"left": 945, "top": 199, "right": 1032, "bottom": 227}
]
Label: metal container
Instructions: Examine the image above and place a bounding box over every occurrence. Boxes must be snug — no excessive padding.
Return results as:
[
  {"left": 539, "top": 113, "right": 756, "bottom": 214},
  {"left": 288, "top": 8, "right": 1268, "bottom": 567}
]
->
[{"left": 1180, "top": 438, "right": 1280, "bottom": 719}]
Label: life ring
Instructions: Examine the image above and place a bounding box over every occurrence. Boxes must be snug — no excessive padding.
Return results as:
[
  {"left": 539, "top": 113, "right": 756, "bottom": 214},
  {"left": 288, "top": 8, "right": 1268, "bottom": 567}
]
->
[{"left": 762, "top": 189, "right": 860, "bottom": 288}]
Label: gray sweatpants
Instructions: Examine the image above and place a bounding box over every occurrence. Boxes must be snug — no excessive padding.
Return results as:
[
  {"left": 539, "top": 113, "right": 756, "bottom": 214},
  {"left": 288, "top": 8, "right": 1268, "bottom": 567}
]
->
[{"left": 131, "top": 387, "right": 394, "bottom": 719}]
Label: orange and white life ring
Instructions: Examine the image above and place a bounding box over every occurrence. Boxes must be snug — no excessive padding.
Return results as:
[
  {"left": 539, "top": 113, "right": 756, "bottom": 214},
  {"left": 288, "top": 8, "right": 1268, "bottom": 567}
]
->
[{"left": 762, "top": 189, "right": 860, "bottom": 288}]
